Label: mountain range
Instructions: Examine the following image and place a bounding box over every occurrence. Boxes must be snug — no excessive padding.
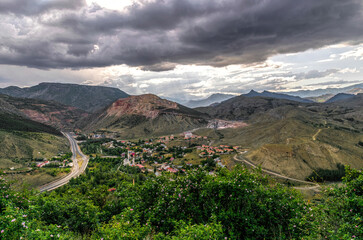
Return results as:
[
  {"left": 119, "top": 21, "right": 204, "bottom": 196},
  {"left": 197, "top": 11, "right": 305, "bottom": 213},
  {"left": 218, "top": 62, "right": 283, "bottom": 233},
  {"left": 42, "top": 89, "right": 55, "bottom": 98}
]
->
[
  {"left": 243, "top": 90, "right": 313, "bottom": 103},
  {"left": 0, "top": 82, "right": 129, "bottom": 112},
  {"left": 284, "top": 83, "right": 363, "bottom": 98},
  {"left": 180, "top": 84, "right": 363, "bottom": 108}
]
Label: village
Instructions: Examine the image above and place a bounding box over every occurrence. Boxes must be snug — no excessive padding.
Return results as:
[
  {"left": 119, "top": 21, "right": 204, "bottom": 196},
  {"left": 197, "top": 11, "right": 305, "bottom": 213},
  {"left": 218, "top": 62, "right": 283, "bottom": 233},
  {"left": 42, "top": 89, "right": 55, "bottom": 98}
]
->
[{"left": 78, "top": 131, "right": 240, "bottom": 174}]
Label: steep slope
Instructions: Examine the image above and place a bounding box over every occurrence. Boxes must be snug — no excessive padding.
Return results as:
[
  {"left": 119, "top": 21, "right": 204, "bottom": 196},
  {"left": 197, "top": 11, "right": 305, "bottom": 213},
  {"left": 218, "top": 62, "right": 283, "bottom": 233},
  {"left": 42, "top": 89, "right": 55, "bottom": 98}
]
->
[
  {"left": 325, "top": 93, "right": 355, "bottom": 103},
  {"left": 81, "top": 94, "right": 208, "bottom": 138},
  {"left": 336, "top": 93, "right": 363, "bottom": 106},
  {"left": 0, "top": 82, "right": 129, "bottom": 112},
  {"left": 0, "top": 94, "right": 88, "bottom": 129},
  {"left": 197, "top": 95, "right": 302, "bottom": 120},
  {"left": 327, "top": 93, "right": 363, "bottom": 130},
  {"left": 243, "top": 90, "right": 313, "bottom": 103},
  {"left": 184, "top": 93, "right": 236, "bottom": 108}
]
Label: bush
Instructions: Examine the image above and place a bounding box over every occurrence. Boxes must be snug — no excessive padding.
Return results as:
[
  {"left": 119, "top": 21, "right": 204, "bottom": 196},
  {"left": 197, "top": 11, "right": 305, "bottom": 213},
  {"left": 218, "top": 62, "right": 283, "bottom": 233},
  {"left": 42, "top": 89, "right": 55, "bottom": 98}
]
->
[
  {"left": 303, "top": 166, "right": 363, "bottom": 239},
  {"left": 136, "top": 166, "right": 307, "bottom": 239},
  {"left": 154, "top": 220, "right": 225, "bottom": 240}
]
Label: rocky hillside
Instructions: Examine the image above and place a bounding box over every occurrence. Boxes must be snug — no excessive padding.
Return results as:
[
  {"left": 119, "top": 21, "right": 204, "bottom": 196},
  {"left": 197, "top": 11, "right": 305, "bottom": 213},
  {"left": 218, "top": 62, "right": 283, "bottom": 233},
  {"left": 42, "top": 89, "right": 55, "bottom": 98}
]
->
[
  {"left": 0, "top": 94, "right": 88, "bottom": 130},
  {"left": 81, "top": 94, "right": 208, "bottom": 138},
  {"left": 0, "top": 82, "right": 129, "bottom": 112}
]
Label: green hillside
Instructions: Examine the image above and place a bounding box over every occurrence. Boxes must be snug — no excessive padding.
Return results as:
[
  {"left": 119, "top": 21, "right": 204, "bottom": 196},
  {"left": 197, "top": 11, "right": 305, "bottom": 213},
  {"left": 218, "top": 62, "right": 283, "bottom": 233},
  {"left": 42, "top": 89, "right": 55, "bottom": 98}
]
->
[
  {"left": 0, "top": 130, "right": 68, "bottom": 169},
  {"left": 0, "top": 113, "right": 61, "bottom": 135},
  {"left": 0, "top": 111, "right": 68, "bottom": 169}
]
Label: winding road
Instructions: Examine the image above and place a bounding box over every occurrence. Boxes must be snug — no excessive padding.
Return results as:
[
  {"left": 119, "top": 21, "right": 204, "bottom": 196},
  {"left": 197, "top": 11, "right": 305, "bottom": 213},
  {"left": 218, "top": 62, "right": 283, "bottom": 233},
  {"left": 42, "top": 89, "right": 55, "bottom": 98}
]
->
[
  {"left": 39, "top": 132, "right": 89, "bottom": 192},
  {"left": 233, "top": 153, "right": 320, "bottom": 190},
  {"left": 312, "top": 129, "right": 322, "bottom": 141}
]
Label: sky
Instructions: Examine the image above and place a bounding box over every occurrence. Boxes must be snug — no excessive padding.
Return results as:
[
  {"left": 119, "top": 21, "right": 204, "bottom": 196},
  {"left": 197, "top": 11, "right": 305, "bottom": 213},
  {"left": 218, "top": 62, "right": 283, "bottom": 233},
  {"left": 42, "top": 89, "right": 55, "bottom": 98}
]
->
[{"left": 0, "top": 0, "right": 362, "bottom": 100}]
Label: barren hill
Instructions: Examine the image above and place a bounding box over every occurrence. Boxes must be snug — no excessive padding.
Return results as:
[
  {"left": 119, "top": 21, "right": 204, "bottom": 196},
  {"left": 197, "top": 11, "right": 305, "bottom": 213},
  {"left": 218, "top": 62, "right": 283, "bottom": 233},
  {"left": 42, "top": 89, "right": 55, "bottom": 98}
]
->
[{"left": 80, "top": 94, "right": 208, "bottom": 138}]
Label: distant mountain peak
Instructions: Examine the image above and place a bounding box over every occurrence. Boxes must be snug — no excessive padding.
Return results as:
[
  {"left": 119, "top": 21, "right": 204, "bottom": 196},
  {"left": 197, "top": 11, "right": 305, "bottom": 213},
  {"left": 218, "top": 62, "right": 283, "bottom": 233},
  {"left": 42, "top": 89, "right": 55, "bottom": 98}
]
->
[{"left": 243, "top": 89, "right": 312, "bottom": 103}]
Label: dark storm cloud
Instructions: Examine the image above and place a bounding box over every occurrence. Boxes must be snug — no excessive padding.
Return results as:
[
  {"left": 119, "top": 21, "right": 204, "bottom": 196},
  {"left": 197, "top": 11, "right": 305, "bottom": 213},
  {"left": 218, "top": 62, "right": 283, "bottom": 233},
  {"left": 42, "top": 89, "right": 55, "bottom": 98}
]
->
[
  {"left": 0, "top": 0, "right": 86, "bottom": 15},
  {"left": 0, "top": 0, "right": 362, "bottom": 69}
]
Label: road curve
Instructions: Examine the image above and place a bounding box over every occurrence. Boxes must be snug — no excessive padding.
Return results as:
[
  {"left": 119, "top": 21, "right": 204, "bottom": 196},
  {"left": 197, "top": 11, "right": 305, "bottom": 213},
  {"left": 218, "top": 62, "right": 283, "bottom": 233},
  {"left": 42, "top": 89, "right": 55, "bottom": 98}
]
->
[
  {"left": 233, "top": 153, "right": 320, "bottom": 190},
  {"left": 39, "top": 132, "right": 89, "bottom": 192}
]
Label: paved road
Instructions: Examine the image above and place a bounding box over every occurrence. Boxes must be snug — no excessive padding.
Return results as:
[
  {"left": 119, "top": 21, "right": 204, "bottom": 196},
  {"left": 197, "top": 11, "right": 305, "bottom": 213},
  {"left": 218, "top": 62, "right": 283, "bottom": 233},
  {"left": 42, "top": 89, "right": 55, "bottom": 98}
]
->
[
  {"left": 233, "top": 153, "right": 320, "bottom": 190},
  {"left": 39, "top": 132, "right": 89, "bottom": 192}
]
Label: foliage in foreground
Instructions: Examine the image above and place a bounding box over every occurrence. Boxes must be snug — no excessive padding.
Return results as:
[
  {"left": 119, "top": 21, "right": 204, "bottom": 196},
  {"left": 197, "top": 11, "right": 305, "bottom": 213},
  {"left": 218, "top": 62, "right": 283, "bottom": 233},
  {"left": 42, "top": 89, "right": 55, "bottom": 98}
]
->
[{"left": 0, "top": 160, "right": 362, "bottom": 239}]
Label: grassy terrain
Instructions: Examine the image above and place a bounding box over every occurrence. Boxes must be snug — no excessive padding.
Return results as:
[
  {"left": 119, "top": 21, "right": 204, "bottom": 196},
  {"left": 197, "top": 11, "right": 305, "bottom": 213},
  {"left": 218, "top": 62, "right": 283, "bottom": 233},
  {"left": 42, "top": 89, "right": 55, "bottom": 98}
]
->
[
  {"left": 195, "top": 107, "right": 363, "bottom": 180},
  {"left": 5, "top": 170, "right": 68, "bottom": 190},
  {"left": 83, "top": 114, "right": 208, "bottom": 139},
  {"left": 0, "top": 130, "right": 68, "bottom": 167},
  {"left": 0, "top": 130, "right": 69, "bottom": 188}
]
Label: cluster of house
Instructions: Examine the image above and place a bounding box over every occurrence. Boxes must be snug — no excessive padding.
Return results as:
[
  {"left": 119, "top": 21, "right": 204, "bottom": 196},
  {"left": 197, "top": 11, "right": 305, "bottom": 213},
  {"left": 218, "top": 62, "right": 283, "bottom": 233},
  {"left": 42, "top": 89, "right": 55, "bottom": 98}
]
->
[
  {"left": 86, "top": 135, "right": 241, "bottom": 174},
  {"left": 36, "top": 160, "right": 50, "bottom": 168},
  {"left": 198, "top": 145, "right": 239, "bottom": 157},
  {"left": 36, "top": 160, "right": 72, "bottom": 168},
  {"left": 35, "top": 153, "right": 73, "bottom": 168},
  {"left": 157, "top": 163, "right": 181, "bottom": 173},
  {"left": 155, "top": 132, "right": 208, "bottom": 143},
  {"left": 122, "top": 145, "right": 182, "bottom": 174}
]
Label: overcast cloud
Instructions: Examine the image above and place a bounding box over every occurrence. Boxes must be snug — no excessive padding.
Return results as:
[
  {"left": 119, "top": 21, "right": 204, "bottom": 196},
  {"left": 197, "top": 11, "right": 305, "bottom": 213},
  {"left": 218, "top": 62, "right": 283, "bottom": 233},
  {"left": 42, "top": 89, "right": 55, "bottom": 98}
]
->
[
  {"left": 0, "top": 0, "right": 362, "bottom": 99},
  {"left": 0, "top": 0, "right": 362, "bottom": 69}
]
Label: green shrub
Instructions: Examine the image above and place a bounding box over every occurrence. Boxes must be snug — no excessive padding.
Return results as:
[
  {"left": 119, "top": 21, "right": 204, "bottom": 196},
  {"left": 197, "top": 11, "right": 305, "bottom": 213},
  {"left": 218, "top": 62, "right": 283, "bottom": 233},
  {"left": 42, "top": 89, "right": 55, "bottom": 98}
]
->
[{"left": 137, "top": 166, "right": 307, "bottom": 239}]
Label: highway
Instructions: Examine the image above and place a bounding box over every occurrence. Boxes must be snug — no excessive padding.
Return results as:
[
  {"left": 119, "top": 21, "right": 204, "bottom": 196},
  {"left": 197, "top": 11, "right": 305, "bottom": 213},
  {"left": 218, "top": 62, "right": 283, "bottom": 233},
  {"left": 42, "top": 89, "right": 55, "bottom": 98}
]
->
[{"left": 39, "top": 132, "right": 89, "bottom": 192}]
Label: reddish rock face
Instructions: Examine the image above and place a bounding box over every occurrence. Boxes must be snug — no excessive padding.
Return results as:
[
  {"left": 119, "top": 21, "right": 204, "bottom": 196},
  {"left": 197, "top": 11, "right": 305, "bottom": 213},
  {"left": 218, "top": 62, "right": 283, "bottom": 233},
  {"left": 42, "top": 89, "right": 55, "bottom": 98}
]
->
[
  {"left": 0, "top": 94, "right": 89, "bottom": 130},
  {"left": 107, "top": 94, "right": 179, "bottom": 119}
]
